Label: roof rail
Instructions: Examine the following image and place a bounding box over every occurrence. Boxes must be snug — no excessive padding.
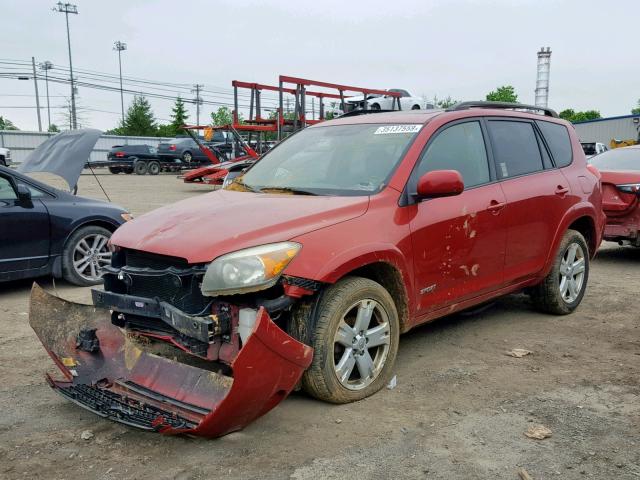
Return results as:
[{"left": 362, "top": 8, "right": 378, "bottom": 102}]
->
[
  {"left": 448, "top": 101, "right": 558, "bottom": 118},
  {"left": 338, "top": 109, "right": 399, "bottom": 118}
]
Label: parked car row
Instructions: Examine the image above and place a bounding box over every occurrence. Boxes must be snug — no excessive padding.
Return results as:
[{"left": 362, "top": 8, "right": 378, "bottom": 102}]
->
[{"left": 101, "top": 133, "right": 235, "bottom": 175}]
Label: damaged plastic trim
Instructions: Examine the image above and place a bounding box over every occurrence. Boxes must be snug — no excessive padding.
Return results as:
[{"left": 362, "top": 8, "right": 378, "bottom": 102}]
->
[{"left": 29, "top": 283, "right": 313, "bottom": 438}]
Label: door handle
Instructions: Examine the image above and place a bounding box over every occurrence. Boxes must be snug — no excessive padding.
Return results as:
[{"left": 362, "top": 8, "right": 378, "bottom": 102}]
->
[
  {"left": 486, "top": 200, "right": 506, "bottom": 214},
  {"left": 555, "top": 186, "right": 569, "bottom": 196}
]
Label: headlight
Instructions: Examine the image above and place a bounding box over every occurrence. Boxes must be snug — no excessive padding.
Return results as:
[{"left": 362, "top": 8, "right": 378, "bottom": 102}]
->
[
  {"left": 201, "top": 242, "right": 301, "bottom": 296},
  {"left": 121, "top": 212, "right": 134, "bottom": 222}
]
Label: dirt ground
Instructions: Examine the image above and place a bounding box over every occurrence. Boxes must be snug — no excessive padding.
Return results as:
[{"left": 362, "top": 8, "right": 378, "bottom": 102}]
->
[{"left": 0, "top": 171, "right": 638, "bottom": 480}]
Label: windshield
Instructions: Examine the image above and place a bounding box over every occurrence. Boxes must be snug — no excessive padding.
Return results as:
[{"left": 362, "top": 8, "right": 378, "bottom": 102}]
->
[
  {"left": 234, "top": 123, "right": 421, "bottom": 196},
  {"left": 589, "top": 149, "right": 639, "bottom": 171}
]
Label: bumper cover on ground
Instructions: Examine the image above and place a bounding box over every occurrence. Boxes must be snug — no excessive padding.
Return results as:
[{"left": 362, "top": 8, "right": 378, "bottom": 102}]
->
[{"left": 29, "top": 283, "right": 313, "bottom": 438}]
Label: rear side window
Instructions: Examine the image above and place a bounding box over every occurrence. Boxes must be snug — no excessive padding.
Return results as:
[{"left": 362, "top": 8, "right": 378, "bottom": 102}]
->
[
  {"left": 488, "top": 121, "right": 543, "bottom": 179},
  {"left": 417, "top": 121, "right": 490, "bottom": 188},
  {"left": 537, "top": 121, "right": 573, "bottom": 167}
]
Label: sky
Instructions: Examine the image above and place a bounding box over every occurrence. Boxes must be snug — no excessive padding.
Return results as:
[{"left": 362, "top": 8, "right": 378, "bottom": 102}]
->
[{"left": 1, "top": 0, "right": 638, "bottom": 132}]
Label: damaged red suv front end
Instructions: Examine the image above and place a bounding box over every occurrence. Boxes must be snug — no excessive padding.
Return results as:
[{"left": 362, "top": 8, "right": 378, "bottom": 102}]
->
[{"left": 30, "top": 276, "right": 312, "bottom": 437}]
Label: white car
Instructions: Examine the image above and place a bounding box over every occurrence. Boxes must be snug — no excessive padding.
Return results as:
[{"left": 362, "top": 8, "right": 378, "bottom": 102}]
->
[
  {"left": 0, "top": 147, "right": 11, "bottom": 167},
  {"left": 581, "top": 142, "right": 608, "bottom": 159},
  {"left": 345, "top": 88, "right": 433, "bottom": 112}
]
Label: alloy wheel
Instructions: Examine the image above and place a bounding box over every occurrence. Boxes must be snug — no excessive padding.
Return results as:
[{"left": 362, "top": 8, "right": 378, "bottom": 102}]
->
[
  {"left": 72, "top": 233, "right": 111, "bottom": 282},
  {"left": 332, "top": 299, "right": 391, "bottom": 391},
  {"left": 559, "top": 242, "right": 586, "bottom": 303}
]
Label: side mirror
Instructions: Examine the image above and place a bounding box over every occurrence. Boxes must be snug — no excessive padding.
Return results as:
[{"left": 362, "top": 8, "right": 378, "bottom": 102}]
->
[
  {"left": 16, "top": 184, "right": 33, "bottom": 207},
  {"left": 416, "top": 170, "right": 464, "bottom": 199}
]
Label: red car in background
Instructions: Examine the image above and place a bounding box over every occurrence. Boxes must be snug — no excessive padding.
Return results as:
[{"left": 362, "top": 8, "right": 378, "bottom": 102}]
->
[{"left": 589, "top": 146, "right": 640, "bottom": 246}]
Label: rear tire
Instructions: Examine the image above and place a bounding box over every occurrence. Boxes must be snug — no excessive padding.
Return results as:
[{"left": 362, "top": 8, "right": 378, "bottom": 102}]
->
[
  {"left": 134, "top": 161, "right": 148, "bottom": 175},
  {"left": 182, "top": 151, "right": 193, "bottom": 163},
  {"left": 531, "top": 229, "right": 589, "bottom": 315},
  {"left": 298, "top": 277, "right": 399, "bottom": 404},
  {"left": 61, "top": 225, "right": 113, "bottom": 286},
  {"left": 147, "top": 161, "right": 160, "bottom": 175}
]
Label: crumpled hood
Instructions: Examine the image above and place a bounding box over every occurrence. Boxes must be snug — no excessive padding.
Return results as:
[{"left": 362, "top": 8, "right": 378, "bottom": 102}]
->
[{"left": 111, "top": 189, "right": 369, "bottom": 263}]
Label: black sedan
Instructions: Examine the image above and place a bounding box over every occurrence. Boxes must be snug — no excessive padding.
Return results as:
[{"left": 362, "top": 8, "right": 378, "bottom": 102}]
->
[{"left": 1, "top": 129, "right": 131, "bottom": 286}]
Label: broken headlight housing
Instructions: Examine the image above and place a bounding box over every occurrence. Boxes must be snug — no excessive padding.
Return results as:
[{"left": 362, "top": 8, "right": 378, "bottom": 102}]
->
[{"left": 201, "top": 242, "right": 301, "bottom": 296}]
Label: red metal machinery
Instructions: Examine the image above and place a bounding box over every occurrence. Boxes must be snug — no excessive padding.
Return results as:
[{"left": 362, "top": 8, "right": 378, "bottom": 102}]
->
[
  {"left": 277, "top": 75, "right": 402, "bottom": 139},
  {"left": 231, "top": 80, "right": 346, "bottom": 149}
]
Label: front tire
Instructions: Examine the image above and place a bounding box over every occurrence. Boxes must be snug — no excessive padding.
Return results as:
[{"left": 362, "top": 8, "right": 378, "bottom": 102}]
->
[
  {"left": 108, "top": 167, "right": 121, "bottom": 174},
  {"left": 300, "top": 277, "right": 399, "bottom": 404},
  {"left": 370, "top": 103, "right": 381, "bottom": 111},
  {"left": 411, "top": 104, "right": 421, "bottom": 110},
  {"left": 61, "top": 225, "right": 113, "bottom": 286},
  {"left": 531, "top": 229, "right": 589, "bottom": 315},
  {"left": 182, "top": 151, "right": 193, "bottom": 163}
]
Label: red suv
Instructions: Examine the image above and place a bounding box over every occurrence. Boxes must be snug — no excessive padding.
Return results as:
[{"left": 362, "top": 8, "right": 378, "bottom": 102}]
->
[{"left": 30, "top": 102, "right": 604, "bottom": 437}]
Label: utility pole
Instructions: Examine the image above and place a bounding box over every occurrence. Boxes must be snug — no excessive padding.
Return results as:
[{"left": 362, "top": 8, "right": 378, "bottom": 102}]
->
[
  {"left": 192, "top": 84, "right": 204, "bottom": 126},
  {"left": 53, "top": 2, "right": 78, "bottom": 129},
  {"left": 31, "top": 57, "right": 42, "bottom": 132},
  {"left": 113, "top": 41, "right": 127, "bottom": 124},
  {"left": 39, "top": 61, "right": 53, "bottom": 130}
]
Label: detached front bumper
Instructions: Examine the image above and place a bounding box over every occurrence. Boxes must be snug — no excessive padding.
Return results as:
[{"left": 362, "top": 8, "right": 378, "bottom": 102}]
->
[{"left": 29, "top": 284, "right": 313, "bottom": 438}]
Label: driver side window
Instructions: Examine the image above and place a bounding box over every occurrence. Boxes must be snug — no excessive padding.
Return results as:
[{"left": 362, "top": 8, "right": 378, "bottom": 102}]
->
[
  {"left": 416, "top": 121, "right": 490, "bottom": 188},
  {"left": 0, "top": 176, "right": 17, "bottom": 201}
]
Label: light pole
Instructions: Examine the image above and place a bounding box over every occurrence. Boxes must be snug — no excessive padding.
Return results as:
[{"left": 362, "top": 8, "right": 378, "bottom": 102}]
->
[
  {"left": 113, "top": 41, "right": 127, "bottom": 124},
  {"left": 39, "top": 61, "right": 54, "bottom": 130},
  {"left": 52, "top": 2, "right": 78, "bottom": 129},
  {"left": 31, "top": 57, "right": 43, "bottom": 132}
]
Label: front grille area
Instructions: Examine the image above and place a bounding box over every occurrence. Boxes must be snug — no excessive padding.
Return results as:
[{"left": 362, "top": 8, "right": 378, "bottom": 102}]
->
[
  {"left": 106, "top": 248, "right": 210, "bottom": 314},
  {"left": 125, "top": 249, "right": 190, "bottom": 270},
  {"left": 57, "top": 384, "right": 200, "bottom": 431}
]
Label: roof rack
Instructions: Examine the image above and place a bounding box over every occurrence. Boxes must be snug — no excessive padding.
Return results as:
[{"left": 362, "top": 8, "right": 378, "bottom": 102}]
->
[{"left": 448, "top": 101, "right": 558, "bottom": 118}]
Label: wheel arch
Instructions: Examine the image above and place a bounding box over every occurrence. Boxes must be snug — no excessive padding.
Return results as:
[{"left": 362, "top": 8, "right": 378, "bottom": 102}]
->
[
  {"left": 345, "top": 261, "right": 411, "bottom": 333},
  {"left": 53, "top": 218, "right": 121, "bottom": 277},
  {"left": 541, "top": 204, "right": 600, "bottom": 279}
]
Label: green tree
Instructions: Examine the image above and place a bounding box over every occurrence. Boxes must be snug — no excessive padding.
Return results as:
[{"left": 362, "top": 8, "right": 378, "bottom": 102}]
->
[
  {"left": 632, "top": 99, "right": 640, "bottom": 115},
  {"left": 47, "top": 123, "right": 60, "bottom": 133},
  {"left": 169, "top": 96, "right": 189, "bottom": 135},
  {"left": 112, "top": 95, "right": 157, "bottom": 136},
  {"left": 486, "top": 85, "right": 518, "bottom": 103},
  {"left": 0, "top": 116, "right": 18, "bottom": 130},
  {"left": 210, "top": 106, "right": 234, "bottom": 126},
  {"left": 432, "top": 95, "right": 458, "bottom": 109},
  {"left": 558, "top": 109, "right": 601, "bottom": 123},
  {"left": 155, "top": 124, "right": 175, "bottom": 137}
]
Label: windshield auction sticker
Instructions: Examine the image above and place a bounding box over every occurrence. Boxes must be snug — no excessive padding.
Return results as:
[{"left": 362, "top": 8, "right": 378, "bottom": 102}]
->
[{"left": 374, "top": 124, "right": 422, "bottom": 135}]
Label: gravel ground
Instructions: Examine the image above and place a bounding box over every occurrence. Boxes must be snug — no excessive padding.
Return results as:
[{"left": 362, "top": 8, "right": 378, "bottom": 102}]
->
[{"left": 0, "top": 171, "right": 638, "bottom": 480}]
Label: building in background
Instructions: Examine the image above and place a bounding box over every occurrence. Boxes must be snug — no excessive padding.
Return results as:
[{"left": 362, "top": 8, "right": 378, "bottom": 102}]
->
[{"left": 573, "top": 114, "right": 640, "bottom": 147}]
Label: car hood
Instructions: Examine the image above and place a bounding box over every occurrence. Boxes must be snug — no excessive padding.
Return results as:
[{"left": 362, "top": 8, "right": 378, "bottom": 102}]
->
[
  {"left": 18, "top": 129, "right": 101, "bottom": 191},
  {"left": 111, "top": 189, "right": 369, "bottom": 263}
]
